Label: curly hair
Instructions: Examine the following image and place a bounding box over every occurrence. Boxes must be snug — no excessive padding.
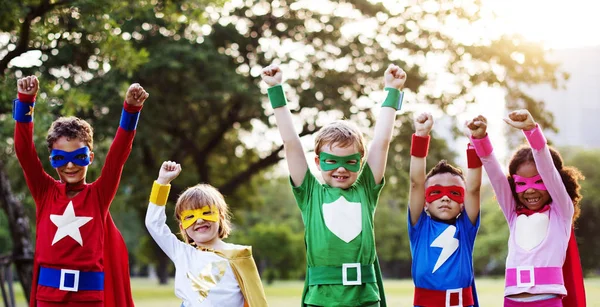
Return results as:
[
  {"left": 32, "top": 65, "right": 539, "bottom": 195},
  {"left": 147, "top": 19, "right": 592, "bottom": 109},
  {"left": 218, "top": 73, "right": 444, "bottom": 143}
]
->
[
  {"left": 46, "top": 117, "right": 94, "bottom": 152},
  {"left": 508, "top": 146, "right": 584, "bottom": 222},
  {"left": 425, "top": 160, "right": 465, "bottom": 184},
  {"left": 174, "top": 184, "right": 233, "bottom": 244}
]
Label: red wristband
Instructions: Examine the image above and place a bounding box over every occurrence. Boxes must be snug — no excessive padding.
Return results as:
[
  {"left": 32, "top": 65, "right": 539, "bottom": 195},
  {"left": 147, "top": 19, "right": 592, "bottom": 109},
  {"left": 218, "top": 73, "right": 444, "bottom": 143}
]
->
[
  {"left": 467, "top": 143, "right": 482, "bottom": 168},
  {"left": 411, "top": 134, "right": 430, "bottom": 157},
  {"left": 123, "top": 100, "right": 143, "bottom": 113},
  {"left": 18, "top": 93, "right": 36, "bottom": 103}
]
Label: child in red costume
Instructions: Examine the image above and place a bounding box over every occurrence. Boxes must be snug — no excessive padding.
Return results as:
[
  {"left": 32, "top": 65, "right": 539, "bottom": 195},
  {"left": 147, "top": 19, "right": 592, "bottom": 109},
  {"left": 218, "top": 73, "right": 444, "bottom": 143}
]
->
[{"left": 13, "top": 75, "right": 148, "bottom": 307}]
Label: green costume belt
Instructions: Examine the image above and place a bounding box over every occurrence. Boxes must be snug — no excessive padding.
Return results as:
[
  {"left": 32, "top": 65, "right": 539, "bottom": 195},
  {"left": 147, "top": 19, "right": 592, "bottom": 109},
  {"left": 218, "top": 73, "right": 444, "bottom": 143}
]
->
[{"left": 308, "top": 263, "right": 376, "bottom": 286}]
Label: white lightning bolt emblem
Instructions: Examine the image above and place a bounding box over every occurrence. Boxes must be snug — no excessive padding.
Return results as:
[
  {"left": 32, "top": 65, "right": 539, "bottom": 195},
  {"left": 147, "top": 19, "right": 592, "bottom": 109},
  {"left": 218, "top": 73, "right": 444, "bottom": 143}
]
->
[{"left": 430, "top": 225, "right": 459, "bottom": 273}]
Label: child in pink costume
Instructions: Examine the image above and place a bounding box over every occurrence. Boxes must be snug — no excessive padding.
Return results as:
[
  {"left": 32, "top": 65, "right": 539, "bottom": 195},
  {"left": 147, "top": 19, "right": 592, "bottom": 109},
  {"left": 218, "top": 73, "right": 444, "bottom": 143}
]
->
[{"left": 467, "top": 111, "right": 585, "bottom": 307}]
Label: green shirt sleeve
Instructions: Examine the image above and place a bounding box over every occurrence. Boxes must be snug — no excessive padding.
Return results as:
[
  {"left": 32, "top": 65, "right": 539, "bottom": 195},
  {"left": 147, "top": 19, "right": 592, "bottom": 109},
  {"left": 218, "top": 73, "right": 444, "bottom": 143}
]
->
[
  {"left": 290, "top": 169, "right": 319, "bottom": 212},
  {"left": 356, "top": 163, "right": 385, "bottom": 208}
]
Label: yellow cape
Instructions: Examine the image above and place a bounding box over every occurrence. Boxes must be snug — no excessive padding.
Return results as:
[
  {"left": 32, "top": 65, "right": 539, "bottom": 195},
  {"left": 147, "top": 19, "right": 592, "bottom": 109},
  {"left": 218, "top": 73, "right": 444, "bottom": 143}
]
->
[{"left": 213, "top": 246, "right": 269, "bottom": 307}]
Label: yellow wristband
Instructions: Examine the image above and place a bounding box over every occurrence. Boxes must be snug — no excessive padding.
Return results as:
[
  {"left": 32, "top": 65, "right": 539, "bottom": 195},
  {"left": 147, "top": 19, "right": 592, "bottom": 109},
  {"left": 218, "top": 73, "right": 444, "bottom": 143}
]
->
[{"left": 150, "top": 181, "right": 171, "bottom": 206}]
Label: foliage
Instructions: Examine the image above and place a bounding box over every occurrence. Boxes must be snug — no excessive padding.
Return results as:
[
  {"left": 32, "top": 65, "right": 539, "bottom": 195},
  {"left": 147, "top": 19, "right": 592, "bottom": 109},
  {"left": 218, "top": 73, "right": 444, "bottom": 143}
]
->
[{"left": 0, "top": 0, "right": 571, "bottom": 289}]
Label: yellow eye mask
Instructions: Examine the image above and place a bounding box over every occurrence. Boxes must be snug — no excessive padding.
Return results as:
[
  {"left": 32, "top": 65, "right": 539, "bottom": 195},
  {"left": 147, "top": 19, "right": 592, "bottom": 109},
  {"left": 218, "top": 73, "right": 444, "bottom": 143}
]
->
[{"left": 180, "top": 206, "right": 219, "bottom": 229}]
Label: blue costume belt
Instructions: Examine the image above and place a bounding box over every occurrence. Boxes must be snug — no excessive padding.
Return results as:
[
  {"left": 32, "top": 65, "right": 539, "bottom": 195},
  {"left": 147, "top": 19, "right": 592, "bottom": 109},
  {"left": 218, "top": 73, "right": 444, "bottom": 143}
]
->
[{"left": 38, "top": 266, "right": 104, "bottom": 292}]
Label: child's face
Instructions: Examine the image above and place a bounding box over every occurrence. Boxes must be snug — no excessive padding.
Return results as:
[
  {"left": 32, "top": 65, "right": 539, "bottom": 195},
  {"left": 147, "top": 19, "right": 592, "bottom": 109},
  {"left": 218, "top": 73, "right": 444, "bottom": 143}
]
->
[
  {"left": 182, "top": 207, "right": 220, "bottom": 247},
  {"left": 425, "top": 173, "right": 465, "bottom": 221},
  {"left": 51, "top": 136, "right": 94, "bottom": 185},
  {"left": 315, "top": 142, "right": 360, "bottom": 189},
  {"left": 515, "top": 162, "right": 551, "bottom": 211}
]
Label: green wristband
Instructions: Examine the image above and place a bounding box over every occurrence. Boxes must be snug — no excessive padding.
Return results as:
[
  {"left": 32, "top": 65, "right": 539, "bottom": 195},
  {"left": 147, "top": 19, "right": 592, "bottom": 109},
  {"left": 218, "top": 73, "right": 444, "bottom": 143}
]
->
[
  {"left": 267, "top": 84, "right": 287, "bottom": 109},
  {"left": 382, "top": 87, "right": 403, "bottom": 110}
]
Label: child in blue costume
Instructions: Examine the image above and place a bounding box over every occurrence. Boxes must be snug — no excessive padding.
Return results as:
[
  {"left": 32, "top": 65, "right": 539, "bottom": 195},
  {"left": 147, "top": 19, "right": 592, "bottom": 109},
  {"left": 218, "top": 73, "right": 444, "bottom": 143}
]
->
[
  {"left": 260, "top": 63, "right": 407, "bottom": 307},
  {"left": 408, "top": 113, "right": 483, "bottom": 307}
]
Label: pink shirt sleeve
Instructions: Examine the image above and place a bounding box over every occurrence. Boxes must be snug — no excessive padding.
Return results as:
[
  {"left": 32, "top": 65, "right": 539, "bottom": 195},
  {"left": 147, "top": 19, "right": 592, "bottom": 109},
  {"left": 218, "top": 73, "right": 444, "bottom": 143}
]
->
[
  {"left": 471, "top": 135, "right": 517, "bottom": 223},
  {"left": 523, "top": 125, "right": 574, "bottom": 233}
]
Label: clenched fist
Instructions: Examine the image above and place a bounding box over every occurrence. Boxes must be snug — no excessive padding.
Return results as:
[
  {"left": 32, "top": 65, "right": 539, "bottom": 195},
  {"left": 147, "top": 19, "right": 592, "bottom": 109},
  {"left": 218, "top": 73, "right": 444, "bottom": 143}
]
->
[
  {"left": 414, "top": 112, "right": 433, "bottom": 137},
  {"left": 466, "top": 115, "right": 488, "bottom": 139},
  {"left": 125, "top": 83, "right": 149, "bottom": 107},
  {"left": 504, "top": 109, "right": 536, "bottom": 131},
  {"left": 157, "top": 161, "right": 182, "bottom": 185},
  {"left": 384, "top": 64, "right": 407, "bottom": 90},
  {"left": 261, "top": 64, "right": 283, "bottom": 87},
  {"left": 17, "top": 75, "right": 39, "bottom": 96}
]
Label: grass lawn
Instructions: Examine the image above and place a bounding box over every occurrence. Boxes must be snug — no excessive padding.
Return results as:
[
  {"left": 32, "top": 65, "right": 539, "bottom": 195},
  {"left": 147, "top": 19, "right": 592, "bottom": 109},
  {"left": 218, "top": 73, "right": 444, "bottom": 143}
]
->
[{"left": 5, "top": 277, "right": 600, "bottom": 306}]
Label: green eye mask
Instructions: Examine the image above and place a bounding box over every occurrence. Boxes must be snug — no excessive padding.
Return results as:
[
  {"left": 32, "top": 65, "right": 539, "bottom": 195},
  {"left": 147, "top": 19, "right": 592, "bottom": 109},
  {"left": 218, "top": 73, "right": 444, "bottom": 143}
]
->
[{"left": 319, "top": 152, "right": 362, "bottom": 172}]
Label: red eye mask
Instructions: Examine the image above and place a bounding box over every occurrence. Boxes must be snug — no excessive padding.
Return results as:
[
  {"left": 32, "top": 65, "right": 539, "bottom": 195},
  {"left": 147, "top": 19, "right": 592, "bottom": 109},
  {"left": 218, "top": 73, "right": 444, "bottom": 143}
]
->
[{"left": 425, "top": 185, "right": 465, "bottom": 204}]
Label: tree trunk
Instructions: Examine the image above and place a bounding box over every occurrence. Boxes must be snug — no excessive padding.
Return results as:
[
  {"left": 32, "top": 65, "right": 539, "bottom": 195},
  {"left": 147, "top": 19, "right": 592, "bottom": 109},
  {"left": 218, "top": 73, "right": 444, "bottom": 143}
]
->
[{"left": 0, "top": 162, "right": 34, "bottom": 302}]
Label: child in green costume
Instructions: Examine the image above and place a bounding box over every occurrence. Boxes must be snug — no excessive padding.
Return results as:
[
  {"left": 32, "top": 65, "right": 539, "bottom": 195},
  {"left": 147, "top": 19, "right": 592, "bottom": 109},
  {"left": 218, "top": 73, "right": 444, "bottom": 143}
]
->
[{"left": 260, "top": 64, "right": 407, "bottom": 307}]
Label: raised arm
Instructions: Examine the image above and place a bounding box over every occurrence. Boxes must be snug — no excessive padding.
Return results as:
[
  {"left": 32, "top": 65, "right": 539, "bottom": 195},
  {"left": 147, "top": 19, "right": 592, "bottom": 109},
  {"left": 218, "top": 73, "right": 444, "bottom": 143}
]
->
[
  {"left": 408, "top": 112, "right": 433, "bottom": 225},
  {"left": 367, "top": 64, "right": 406, "bottom": 184},
  {"left": 13, "top": 76, "right": 55, "bottom": 203},
  {"left": 504, "top": 110, "right": 574, "bottom": 222},
  {"left": 261, "top": 64, "right": 308, "bottom": 187},
  {"left": 469, "top": 115, "right": 516, "bottom": 221},
  {"left": 464, "top": 118, "right": 484, "bottom": 225},
  {"left": 145, "top": 161, "right": 185, "bottom": 261},
  {"left": 96, "top": 84, "right": 148, "bottom": 212}
]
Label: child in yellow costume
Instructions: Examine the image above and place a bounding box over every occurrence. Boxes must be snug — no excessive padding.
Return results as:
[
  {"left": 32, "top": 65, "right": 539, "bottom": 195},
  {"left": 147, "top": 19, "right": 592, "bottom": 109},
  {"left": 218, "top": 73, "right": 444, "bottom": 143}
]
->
[{"left": 145, "top": 161, "right": 268, "bottom": 307}]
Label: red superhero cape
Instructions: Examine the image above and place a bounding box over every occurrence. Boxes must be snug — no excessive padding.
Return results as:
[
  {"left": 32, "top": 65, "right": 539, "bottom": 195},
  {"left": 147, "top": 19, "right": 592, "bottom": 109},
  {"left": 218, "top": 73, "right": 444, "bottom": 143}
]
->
[
  {"left": 562, "top": 227, "right": 586, "bottom": 307},
  {"left": 29, "top": 213, "right": 134, "bottom": 307}
]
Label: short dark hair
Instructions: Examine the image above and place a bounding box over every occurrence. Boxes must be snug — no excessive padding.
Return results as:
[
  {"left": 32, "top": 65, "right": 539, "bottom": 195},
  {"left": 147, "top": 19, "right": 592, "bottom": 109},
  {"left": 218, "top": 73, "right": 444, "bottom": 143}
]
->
[
  {"left": 425, "top": 160, "right": 465, "bottom": 183},
  {"left": 46, "top": 116, "right": 94, "bottom": 152}
]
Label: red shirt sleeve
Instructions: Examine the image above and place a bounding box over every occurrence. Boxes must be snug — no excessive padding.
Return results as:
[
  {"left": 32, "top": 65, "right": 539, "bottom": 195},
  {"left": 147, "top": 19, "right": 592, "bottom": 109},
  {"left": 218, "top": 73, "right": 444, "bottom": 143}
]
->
[{"left": 14, "top": 111, "right": 56, "bottom": 207}]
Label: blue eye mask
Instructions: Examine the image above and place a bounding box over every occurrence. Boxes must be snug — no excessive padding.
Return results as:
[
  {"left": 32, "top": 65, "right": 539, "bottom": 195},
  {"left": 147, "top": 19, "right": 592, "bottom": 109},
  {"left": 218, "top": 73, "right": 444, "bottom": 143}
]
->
[
  {"left": 50, "top": 147, "right": 91, "bottom": 168},
  {"left": 319, "top": 152, "right": 362, "bottom": 172}
]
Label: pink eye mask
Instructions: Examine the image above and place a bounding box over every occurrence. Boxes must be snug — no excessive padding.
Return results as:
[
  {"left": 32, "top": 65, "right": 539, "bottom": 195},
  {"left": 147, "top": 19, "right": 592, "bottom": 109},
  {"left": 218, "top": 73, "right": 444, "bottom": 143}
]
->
[{"left": 512, "top": 174, "right": 547, "bottom": 193}]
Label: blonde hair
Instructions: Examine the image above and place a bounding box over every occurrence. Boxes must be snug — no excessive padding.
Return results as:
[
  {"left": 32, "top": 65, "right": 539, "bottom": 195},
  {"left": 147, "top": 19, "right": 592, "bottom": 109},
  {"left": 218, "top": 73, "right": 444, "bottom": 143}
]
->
[
  {"left": 174, "top": 184, "right": 232, "bottom": 244},
  {"left": 314, "top": 120, "right": 366, "bottom": 157}
]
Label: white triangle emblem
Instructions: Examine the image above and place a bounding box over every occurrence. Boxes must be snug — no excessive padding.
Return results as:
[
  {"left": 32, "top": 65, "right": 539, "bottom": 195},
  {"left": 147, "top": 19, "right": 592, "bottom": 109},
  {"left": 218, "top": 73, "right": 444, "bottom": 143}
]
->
[{"left": 322, "top": 196, "right": 362, "bottom": 243}]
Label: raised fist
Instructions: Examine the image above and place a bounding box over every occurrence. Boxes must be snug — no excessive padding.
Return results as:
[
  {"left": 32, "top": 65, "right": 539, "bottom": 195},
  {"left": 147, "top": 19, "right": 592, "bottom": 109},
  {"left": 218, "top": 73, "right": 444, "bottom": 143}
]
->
[
  {"left": 466, "top": 115, "right": 488, "bottom": 139},
  {"left": 414, "top": 112, "right": 433, "bottom": 137},
  {"left": 157, "top": 161, "right": 182, "bottom": 185},
  {"left": 504, "top": 109, "right": 536, "bottom": 131},
  {"left": 261, "top": 64, "right": 283, "bottom": 87},
  {"left": 384, "top": 64, "right": 407, "bottom": 90},
  {"left": 125, "top": 83, "right": 149, "bottom": 106},
  {"left": 17, "top": 75, "right": 39, "bottom": 96}
]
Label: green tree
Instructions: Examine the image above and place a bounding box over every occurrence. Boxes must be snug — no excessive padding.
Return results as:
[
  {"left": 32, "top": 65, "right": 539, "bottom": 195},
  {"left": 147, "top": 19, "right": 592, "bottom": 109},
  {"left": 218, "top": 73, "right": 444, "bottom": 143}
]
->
[
  {"left": 562, "top": 148, "right": 600, "bottom": 274},
  {"left": 0, "top": 0, "right": 220, "bottom": 298},
  {"left": 1, "top": 0, "right": 567, "bottom": 295}
]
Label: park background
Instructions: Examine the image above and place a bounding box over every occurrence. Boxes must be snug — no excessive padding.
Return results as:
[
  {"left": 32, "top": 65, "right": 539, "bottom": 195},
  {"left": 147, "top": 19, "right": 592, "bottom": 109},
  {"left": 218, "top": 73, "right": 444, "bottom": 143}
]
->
[{"left": 1, "top": 0, "right": 600, "bottom": 306}]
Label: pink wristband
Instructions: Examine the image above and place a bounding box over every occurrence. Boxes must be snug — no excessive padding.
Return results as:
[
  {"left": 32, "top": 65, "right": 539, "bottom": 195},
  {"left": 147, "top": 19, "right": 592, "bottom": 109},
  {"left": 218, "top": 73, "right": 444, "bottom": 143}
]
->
[
  {"left": 522, "top": 124, "right": 546, "bottom": 151},
  {"left": 469, "top": 134, "right": 493, "bottom": 157}
]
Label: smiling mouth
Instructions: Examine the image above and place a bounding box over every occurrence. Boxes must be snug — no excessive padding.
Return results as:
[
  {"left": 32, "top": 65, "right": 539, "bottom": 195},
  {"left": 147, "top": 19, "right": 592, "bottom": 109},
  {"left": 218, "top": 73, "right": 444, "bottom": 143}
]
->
[
  {"left": 194, "top": 224, "right": 211, "bottom": 232},
  {"left": 525, "top": 197, "right": 541, "bottom": 204},
  {"left": 332, "top": 175, "right": 349, "bottom": 180}
]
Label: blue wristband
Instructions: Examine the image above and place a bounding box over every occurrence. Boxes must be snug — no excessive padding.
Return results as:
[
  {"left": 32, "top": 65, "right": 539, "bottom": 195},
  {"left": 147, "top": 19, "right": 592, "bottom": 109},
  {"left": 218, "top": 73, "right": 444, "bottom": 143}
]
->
[
  {"left": 119, "top": 108, "right": 140, "bottom": 131},
  {"left": 382, "top": 88, "right": 404, "bottom": 110},
  {"left": 13, "top": 99, "right": 35, "bottom": 123}
]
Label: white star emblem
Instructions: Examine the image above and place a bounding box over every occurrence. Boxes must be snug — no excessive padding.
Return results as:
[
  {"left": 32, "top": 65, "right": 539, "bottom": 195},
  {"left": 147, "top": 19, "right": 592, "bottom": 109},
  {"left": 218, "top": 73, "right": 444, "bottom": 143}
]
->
[{"left": 50, "top": 201, "right": 92, "bottom": 246}]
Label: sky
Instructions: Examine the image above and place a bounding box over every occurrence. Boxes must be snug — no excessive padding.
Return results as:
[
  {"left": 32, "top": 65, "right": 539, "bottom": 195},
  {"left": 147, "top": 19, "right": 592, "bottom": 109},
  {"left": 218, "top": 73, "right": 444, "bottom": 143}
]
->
[{"left": 485, "top": 0, "right": 600, "bottom": 49}]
